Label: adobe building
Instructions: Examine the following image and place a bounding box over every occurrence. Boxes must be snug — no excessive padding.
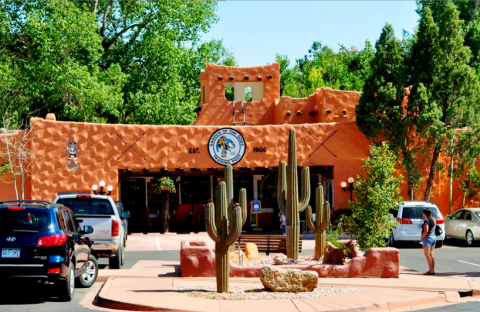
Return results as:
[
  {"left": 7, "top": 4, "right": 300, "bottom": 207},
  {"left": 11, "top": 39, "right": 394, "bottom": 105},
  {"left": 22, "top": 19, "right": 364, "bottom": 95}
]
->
[{"left": 0, "top": 63, "right": 473, "bottom": 233}]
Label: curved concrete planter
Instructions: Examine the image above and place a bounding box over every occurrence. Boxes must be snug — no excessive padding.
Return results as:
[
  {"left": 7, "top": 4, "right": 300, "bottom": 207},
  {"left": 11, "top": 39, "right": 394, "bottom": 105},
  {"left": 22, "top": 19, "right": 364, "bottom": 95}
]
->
[{"left": 180, "top": 240, "right": 399, "bottom": 278}]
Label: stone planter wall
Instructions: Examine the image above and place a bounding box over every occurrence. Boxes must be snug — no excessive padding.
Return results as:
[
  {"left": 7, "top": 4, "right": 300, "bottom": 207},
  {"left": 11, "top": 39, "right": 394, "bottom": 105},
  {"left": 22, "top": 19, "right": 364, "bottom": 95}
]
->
[{"left": 180, "top": 240, "right": 399, "bottom": 278}]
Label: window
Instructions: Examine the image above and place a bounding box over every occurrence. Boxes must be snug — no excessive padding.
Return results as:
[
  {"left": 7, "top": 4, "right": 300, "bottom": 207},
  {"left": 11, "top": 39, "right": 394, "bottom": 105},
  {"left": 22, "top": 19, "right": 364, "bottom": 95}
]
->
[
  {"left": 451, "top": 210, "right": 464, "bottom": 220},
  {"left": 463, "top": 211, "right": 472, "bottom": 221},
  {"left": 244, "top": 87, "right": 252, "bottom": 101},
  {"left": 56, "top": 198, "right": 115, "bottom": 215},
  {"left": 0, "top": 209, "right": 51, "bottom": 234},
  {"left": 225, "top": 86, "right": 234, "bottom": 101},
  {"left": 401, "top": 207, "right": 441, "bottom": 219}
]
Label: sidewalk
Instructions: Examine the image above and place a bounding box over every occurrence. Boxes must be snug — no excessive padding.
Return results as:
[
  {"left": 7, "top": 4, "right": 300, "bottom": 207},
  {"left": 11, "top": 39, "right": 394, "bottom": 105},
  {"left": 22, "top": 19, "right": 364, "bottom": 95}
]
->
[{"left": 81, "top": 233, "right": 480, "bottom": 312}]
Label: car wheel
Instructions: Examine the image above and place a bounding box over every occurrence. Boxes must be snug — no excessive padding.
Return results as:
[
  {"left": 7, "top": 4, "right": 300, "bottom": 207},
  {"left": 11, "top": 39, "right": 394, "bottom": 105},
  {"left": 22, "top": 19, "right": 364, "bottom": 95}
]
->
[
  {"left": 389, "top": 234, "right": 395, "bottom": 247},
  {"left": 76, "top": 255, "right": 98, "bottom": 288},
  {"left": 436, "top": 240, "right": 443, "bottom": 248},
  {"left": 58, "top": 263, "right": 75, "bottom": 302},
  {"left": 466, "top": 230, "right": 475, "bottom": 246},
  {"left": 109, "top": 245, "right": 123, "bottom": 269}
]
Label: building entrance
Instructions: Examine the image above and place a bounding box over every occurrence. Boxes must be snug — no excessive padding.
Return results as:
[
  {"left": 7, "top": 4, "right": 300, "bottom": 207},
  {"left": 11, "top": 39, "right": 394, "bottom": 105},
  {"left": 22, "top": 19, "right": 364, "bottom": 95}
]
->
[{"left": 120, "top": 178, "right": 146, "bottom": 233}]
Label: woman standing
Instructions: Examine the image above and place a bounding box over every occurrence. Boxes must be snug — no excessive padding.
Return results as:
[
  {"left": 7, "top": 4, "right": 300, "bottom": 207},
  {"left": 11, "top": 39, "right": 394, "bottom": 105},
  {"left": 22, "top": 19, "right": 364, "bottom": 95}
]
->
[{"left": 422, "top": 208, "right": 436, "bottom": 275}]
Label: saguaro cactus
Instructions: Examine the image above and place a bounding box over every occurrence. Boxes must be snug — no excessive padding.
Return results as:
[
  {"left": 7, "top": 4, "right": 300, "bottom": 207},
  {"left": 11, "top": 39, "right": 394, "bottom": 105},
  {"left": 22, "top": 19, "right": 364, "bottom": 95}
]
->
[
  {"left": 277, "top": 130, "right": 311, "bottom": 259},
  {"left": 306, "top": 184, "right": 330, "bottom": 260},
  {"left": 224, "top": 165, "right": 247, "bottom": 227},
  {"left": 205, "top": 165, "right": 247, "bottom": 293}
]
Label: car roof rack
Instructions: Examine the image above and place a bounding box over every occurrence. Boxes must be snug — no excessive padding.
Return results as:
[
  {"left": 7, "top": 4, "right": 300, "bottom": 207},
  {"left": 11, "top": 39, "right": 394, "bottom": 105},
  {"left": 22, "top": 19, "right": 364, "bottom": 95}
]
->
[{"left": 0, "top": 199, "right": 51, "bottom": 205}]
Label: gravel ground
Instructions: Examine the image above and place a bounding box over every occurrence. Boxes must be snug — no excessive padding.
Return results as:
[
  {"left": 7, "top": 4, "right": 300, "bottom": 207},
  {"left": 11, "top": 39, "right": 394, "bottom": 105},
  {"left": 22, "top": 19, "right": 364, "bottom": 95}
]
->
[
  {"left": 175, "top": 286, "right": 369, "bottom": 300},
  {"left": 445, "top": 273, "right": 480, "bottom": 281}
]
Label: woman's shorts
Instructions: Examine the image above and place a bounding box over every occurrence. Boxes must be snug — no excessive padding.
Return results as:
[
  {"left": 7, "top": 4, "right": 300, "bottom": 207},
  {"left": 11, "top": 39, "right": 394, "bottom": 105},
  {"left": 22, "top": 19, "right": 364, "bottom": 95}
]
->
[{"left": 422, "top": 236, "right": 436, "bottom": 248}]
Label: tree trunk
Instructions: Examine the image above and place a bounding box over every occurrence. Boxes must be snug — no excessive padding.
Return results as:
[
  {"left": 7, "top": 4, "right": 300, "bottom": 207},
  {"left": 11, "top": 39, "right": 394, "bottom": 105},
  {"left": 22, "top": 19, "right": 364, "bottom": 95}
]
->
[
  {"left": 424, "top": 146, "right": 441, "bottom": 201},
  {"left": 162, "top": 191, "right": 169, "bottom": 234}
]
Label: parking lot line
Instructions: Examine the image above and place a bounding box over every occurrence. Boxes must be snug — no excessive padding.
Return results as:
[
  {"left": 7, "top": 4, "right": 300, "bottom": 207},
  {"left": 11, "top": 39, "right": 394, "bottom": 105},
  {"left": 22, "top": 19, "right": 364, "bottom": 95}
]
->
[
  {"left": 156, "top": 237, "right": 162, "bottom": 250},
  {"left": 457, "top": 260, "right": 480, "bottom": 267}
]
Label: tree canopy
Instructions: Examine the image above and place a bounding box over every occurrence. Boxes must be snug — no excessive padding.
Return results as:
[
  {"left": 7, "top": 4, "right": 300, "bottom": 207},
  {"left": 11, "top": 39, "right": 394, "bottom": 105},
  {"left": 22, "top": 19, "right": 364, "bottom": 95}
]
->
[{"left": 0, "top": 0, "right": 234, "bottom": 127}]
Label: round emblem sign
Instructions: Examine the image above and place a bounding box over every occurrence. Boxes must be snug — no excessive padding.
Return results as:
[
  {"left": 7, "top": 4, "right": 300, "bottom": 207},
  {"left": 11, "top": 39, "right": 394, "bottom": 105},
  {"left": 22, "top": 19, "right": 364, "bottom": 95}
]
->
[{"left": 208, "top": 128, "right": 246, "bottom": 166}]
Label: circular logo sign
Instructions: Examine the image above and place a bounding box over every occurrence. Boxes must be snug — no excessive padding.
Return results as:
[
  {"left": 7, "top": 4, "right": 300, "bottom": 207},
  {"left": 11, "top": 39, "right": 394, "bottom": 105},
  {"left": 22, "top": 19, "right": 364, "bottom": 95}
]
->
[{"left": 208, "top": 128, "right": 246, "bottom": 166}]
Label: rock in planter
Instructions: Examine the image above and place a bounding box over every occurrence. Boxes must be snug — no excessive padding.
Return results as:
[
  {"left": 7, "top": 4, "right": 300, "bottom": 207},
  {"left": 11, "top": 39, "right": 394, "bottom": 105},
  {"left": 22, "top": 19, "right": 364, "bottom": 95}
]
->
[
  {"left": 274, "top": 258, "right": 296, "bottom": 265},
  {"left": 345, "top": 240, "right": 363, "bottom": 258},
  {"left": 260, "top": 266, "right": 318, "bottom": 292},
  {"left": 323, "top": 242, "right": 345, "bottom": 265},
  {"left": 245, "top": 243, "right": 260, "bottom": 261},
  {"left": 229, "top": 247, "right": 249, "bottom": 264}
]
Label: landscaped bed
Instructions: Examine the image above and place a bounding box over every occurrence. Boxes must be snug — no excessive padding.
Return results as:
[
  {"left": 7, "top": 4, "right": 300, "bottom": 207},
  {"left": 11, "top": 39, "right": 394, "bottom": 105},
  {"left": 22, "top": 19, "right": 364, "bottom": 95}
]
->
[{"left": 180, "top": 240, "right": 399, "bottom": 278}]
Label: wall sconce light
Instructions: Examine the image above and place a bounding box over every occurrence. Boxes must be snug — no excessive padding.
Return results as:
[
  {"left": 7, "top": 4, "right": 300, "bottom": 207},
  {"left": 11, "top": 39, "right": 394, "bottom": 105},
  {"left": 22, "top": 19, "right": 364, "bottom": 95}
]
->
[
  {"left": 286, "top": 111, "right": 291, "bottom": 116},
  {"left": 257, "top": 76, "right": 262, "bottom": 81},
  {"left": 341, "top": 177, "right": 355, "bottom": 201},
  {"left": 218, "top": 76, "right": 223, "bottom": 81},
  {"left": 229, "top": 76, "right": 234, "bottom": 81},
  {"left": 297, "top": 111, "right": 303, "bottom": 116},
  {"left": 244, "top": 76, "right": 249, "bottom": 80},
  {"left": 92, "top": 180, "right": 113, "bottom": 195},
  {"left": 326, "top": 109, "right": 332, "bottom": 114}
]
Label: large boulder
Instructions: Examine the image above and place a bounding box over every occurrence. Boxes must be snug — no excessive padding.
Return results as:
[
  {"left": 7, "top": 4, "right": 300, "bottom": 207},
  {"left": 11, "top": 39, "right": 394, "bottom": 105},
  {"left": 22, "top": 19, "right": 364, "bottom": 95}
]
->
[
  {"left": 323, "top": 242, "right": 345, "bottom": 265},
  {"left": 260, "top": 266, "right": 318, "bottom": 292},
  {"left": 245, "top": 243, "right": 260, "bottom": 261},
  {"left": 229, "top": 247, "right": 249, "bottom": 264}
]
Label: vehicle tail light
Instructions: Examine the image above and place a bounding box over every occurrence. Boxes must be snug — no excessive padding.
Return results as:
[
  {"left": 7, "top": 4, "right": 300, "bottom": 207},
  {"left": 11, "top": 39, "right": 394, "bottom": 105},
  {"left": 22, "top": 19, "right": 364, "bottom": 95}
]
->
[
  {"left": 435, "top": 219, "right": 444, "bottom": 224},
  {"left": 76, "top": 195, "right": 91, "bottom": 198},
  {"left": 37, "top": 234, "right": 67, "bottom": 247},
  {"left": 8, "top": 206, "right": 25, "bottom": 210},
  {"left": 398, "top": 218, "right": 412, "bottom": 224},
  {"left": 112, "top": 220, "right": 119, "bottom": 236},
  {"left": 47, "top": 268, "right": 61, "bottom": 274}
]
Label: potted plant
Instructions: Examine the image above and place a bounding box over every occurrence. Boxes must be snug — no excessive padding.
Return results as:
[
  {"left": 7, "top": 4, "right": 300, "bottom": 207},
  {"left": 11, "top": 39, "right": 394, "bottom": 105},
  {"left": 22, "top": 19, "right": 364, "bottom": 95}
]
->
[{"left": 154, "top": 177, "right": 176, "bottom": 193}]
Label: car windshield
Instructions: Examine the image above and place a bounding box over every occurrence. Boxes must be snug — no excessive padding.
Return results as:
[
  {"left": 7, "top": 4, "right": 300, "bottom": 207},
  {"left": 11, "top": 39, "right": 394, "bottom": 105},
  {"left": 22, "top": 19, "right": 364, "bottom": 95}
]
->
[
  {"left": 56, "top": 198, "right": 114, "bottom": 215},
  {"left": 401, "top": 207, "right": 441, "bottom": 219},
  {"left": 0, "top": 208, "right": 51, "bottom": 234}
]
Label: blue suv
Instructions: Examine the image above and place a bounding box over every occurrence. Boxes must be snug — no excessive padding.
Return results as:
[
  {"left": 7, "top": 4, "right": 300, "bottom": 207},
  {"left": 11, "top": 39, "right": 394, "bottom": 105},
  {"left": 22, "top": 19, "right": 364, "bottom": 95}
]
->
[{"left": 0, "top": 200, "right": 97, "bottom": 301}]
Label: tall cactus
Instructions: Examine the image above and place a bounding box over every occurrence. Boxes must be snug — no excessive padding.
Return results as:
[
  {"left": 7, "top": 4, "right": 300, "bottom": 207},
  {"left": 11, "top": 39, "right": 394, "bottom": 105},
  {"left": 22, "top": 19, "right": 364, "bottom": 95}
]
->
[
  {"left": 306, "top": 184, "right": 330, "bottom": 260},
  {"left": 205, "top": 165, "right": 247, "bottom": 293},
  {"left": 277, "top": 130, "right": 311, "bottom": 259}
]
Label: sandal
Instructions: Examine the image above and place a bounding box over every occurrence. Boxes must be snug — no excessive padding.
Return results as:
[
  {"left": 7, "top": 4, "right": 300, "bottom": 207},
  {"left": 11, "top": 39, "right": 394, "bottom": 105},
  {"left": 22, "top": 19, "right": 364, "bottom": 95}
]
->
[{"left": 424, "top": 271, "right": 434, "bottom": 275}]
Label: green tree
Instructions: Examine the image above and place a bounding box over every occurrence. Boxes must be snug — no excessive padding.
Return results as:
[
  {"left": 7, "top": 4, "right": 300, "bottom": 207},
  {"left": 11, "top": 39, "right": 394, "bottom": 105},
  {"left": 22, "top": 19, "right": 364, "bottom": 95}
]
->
[
  {"left": 341, "top": 142, "right": 403, "bottom": 251},
  {"left": 355, "top": 25, "right": 420, "bottom": 198},
  {"left": 409, "top": 3, "right": 480, "bottom": 200},
  {"left": 278, "top": 41, "right": 374, "bottom": 98},
  {"left": 0, "top": 0, "right": 225, "bottom": 126},
  {"left": 458, "top": 166, "right": 480, "bottom": 207}
]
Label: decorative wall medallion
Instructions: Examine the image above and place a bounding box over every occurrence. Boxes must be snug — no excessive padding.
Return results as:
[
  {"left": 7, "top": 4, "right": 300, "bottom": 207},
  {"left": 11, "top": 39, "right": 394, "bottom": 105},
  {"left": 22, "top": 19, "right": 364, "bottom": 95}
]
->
[{"left": 208, "top": 128, "right": 246, "bottom": 166}]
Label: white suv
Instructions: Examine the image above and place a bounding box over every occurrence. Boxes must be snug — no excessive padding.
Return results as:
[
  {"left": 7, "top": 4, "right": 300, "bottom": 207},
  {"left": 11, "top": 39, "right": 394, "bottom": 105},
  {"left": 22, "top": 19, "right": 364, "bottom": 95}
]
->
[{"left": 390, "top": 201, "right": 445, "bottom": 248}]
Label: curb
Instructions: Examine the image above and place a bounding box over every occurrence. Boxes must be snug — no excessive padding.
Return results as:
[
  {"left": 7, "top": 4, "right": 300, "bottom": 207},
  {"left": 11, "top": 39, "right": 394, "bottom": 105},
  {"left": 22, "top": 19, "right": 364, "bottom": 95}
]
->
[{"left": 94, "top": 277, "right": 451, "bottom": 312}]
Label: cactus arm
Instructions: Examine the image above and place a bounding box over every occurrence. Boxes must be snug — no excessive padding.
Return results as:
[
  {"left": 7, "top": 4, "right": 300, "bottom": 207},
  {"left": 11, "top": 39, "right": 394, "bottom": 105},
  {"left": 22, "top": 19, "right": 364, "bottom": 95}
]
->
[
  {"left": 277, "top": 161, "right": 287, "bottom": 215},
  {"left": 298, "top": 166, "right": 311, "bottom": 212},
  {"left": 205, "top": 202, "right": 221, "bottom": 243},
  {"left": 239, "top": 188, "right": 247, "bottom": 226},
  {"left": 226, "top": 204, "right": 242, "bottom": 246},
  {"left": 321, "top": 201, "right": 330, "bottom": 231},
  {"left": 305, "top": 205, "right": 318, "bottom": 234}
]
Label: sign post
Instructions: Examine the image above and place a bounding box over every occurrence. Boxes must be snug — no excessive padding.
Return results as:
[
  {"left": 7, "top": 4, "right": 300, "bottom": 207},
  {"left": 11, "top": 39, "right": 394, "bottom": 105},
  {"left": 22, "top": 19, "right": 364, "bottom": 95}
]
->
[{"left": 250, "top": 200, "right": 262, "bottom": 231}]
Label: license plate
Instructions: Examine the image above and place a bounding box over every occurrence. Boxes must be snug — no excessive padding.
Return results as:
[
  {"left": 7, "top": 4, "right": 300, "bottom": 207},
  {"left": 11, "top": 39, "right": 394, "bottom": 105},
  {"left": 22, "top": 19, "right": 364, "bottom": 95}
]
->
[{"left": 1, "top": 248, "right": 20, "bottom": 258}]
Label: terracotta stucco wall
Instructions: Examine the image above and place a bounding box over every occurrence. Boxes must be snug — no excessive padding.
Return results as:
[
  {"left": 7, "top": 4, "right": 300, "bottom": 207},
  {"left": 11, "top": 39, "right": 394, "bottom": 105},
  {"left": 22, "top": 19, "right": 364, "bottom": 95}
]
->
[{"left": 26, "top": 117, "right": 370, "bottom": 208}]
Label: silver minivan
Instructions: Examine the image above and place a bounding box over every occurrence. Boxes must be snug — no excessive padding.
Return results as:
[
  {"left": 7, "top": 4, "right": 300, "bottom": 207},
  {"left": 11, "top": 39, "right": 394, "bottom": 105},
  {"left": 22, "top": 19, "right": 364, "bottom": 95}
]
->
[{"left": 390, "top": 201, "right": 445, "bottom": 248}]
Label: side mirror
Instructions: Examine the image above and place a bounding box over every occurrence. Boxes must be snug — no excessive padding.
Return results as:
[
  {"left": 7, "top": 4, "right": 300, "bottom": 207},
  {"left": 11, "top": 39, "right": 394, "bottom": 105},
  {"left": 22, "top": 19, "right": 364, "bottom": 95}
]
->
[
  {"left": 83, "top": 225, "right": 94, "bottom": 234},
  {"left": 122, "top": 211, "right": 130, "bottom": 219}
]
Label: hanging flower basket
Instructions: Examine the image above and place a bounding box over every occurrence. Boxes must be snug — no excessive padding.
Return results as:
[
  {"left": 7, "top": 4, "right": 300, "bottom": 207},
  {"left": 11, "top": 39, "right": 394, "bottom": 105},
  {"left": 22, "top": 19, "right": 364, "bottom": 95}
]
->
[{"left": 154, "top": 177, "right": 176, "bottom": 193}]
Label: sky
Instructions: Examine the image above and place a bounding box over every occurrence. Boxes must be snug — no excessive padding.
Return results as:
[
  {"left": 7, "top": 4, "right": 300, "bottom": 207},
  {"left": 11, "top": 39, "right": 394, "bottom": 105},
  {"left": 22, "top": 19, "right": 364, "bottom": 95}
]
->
[{"left": 201, "top": 1, "right": 420, "bottom": 67}]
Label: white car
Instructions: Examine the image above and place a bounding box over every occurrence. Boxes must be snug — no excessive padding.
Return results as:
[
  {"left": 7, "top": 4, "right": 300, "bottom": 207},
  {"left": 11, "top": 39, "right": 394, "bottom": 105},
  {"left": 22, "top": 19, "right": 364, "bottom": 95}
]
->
[
  {"left": 390, "top": 201, "right": 445, "bottom": 248},
  {"left": 445, "top": 208, "right": 480, "bottom": 246}
]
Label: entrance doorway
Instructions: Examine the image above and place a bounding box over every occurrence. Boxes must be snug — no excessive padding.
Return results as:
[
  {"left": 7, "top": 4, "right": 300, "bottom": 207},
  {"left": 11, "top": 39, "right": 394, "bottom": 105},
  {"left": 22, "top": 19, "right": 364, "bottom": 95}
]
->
[{"left": 120, "top": 178, "right": 146, "bottom": 233}]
